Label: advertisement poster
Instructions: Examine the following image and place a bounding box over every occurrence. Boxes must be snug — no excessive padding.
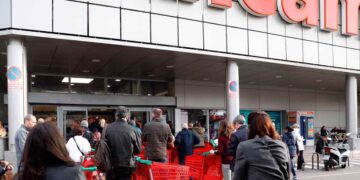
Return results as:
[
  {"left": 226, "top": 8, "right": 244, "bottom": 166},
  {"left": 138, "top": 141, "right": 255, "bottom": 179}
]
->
[
  {"left": 307, "top": 117, "right": 314, "bottom": 139},
  {"left": 240, "top": 110, "right": 282, "bottom": 133}
]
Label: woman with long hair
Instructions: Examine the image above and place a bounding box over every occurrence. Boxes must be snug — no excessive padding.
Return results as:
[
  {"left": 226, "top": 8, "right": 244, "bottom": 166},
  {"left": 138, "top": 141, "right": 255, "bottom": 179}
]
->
[
  {"left": 212, "top": 120, "right": 234, "bottom": 180},
  {"left": 15, "top": 122, "right": 85, "bottom": 180},
  {"left": 233, "top": 112, "right": 290, "bottom": 180}
]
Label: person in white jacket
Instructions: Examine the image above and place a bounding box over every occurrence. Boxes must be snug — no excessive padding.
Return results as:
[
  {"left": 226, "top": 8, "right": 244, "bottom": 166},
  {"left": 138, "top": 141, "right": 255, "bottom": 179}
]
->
[
  {"left": 291, "top": 124, "right": 305, "bottom": 170},
  {"left": 66, "top": 126, "right": 92, "bottom": 163}
]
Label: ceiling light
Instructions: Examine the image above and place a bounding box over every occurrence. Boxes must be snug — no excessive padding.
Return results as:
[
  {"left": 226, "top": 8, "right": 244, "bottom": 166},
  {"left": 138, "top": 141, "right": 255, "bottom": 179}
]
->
[
  {"left": 62, "top": 77, "right": 94, "bottom": 84},
  {"left": 82, "top": 70, "right": 90, "bottom": 73},
  {"left": 148, "top": 74, "right": 155, "bottom": 77},
  {"left": 71, "top": 83, "right": 75, "bottom": 86},
  {"left": 31, "top": 82, "right": 35, "bottom": 85},
  {"left": 203, "top": 78, "right": 209, "bottom": 81},
  {"left": 115, "top": 79, "right": 121, "bottom": 82},
  {"left": 91, "top": 59, "right": 101, "bottom": 63},
  {"left": 31, "top": 74, "right": 36, "bottom": 78},
  {"left": 107, "top": 85, "right": 111, "bottom": 88},
  {"left": 316, "top": 79, "right": 323, "bottom": 83},
  {"left": 248, "top": 81, "right": 256, "bottom": 85},
  {"left": 166, "top": 65, "right": 174, "bottom": 69},
  {"left": 275, "top": 75, "right": 282, "bottom": 79}
]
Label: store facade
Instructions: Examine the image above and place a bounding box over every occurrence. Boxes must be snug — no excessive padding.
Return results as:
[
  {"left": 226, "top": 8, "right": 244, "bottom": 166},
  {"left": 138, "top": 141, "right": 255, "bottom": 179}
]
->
[{"left": 1, "top": 0, "right": 360, "bottom": 159}]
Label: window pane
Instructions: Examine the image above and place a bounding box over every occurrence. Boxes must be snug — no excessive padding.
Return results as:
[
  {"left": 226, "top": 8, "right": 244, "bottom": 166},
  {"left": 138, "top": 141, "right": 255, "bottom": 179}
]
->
[
  {"left": 107, "top": 79, "right": 134, "bottom": 95},
  {"left": 31, "top": 75, "right": 69, "bottom": 93},
  {"left": 70, "top": 78, "right": 105, "bottom": 94}
]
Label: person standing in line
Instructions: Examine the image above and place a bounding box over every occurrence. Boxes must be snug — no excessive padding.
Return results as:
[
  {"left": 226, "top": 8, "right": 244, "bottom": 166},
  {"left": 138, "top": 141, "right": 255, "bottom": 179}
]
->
[
  {"left": 191, "top": 122, "right": 206, "bottom": 148},
  {"left": 320, "top": 126, "right": 329, "bottom": 137},
  {"left": 211, "top": 120, "right": 234, "bottom": 180},
  {"left": 80, "top": 120, "right": 95, "bottom": 148},
  {"left": 283, "top": 126, "right": 297, "bottom": 180},
  {"left": 291, "top": 124, "right": 305, "bottom": 170},
  {"left": 175, "top": 123, "right": 199, "bottom": 165},
  {"left": 227, "top": 115, "right": 248, "bottom": 171},
  {"left": 15, "top": 123, "right": 85, "bottom": 180},
  {"left": 66, "top": 126, "right": 92, "bottom": 163},
  {"left": 233, "top": 112, "right": 290, "bottom": 180},
  {"left": 0, "top": 121, "right": 7, "bottom": 138},
  {"left": 15, "top": 114, "right": 37, "bottom": 167},
  {"left": 105, "top": 107, "right": 141, "bottom": 180},
  {"left": 142, "top": 108, "right": 173, "bottom": 163}
]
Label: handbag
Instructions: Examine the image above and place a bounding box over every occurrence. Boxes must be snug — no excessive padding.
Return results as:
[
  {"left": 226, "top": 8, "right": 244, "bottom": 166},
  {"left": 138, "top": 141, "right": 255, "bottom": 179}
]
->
[
  {"left": 94, "top": 126, "right": 112, "bottom": 172},
  {"left": 73, "top": 137, "right": 85, "bottom": 156}
]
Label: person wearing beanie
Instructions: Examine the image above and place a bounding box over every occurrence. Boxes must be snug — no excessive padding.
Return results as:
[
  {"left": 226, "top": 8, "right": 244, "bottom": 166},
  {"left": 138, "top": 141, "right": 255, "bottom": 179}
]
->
[{"left": 80, "top": 119, "right": 95, "bottom": 148}]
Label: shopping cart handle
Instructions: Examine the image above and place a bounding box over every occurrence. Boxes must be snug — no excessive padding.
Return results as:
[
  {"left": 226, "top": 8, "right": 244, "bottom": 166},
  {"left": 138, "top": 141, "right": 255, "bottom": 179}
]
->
[
  {"left": 81, "top": 166, "right": 97, "bottom": 172},
  {"left": 135, "top": 156, "right": 152, "bottom": 165},
  {"left": 203, "top": 152, "right": 211, "bottom": 156}
]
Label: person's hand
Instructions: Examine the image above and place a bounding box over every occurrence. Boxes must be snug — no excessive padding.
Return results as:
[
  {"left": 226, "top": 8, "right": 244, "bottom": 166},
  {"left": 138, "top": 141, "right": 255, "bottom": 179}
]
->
[{"left": 5, "top": 164, "right": 13, "bottom": 171}]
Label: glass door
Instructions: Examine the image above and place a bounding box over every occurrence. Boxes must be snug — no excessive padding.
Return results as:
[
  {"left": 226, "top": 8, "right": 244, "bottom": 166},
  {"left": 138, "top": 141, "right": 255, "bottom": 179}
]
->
[
  {"left": 129, "top": 108, "right": 153, "bottom": 129},
  {"left": 57, "top": 106, "right": 88, "bottom": 140}
]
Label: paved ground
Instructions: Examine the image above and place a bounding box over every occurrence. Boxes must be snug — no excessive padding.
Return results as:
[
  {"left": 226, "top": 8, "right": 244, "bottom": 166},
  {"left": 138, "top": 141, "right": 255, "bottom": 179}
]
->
[{"left": 294, "top": 146, "right": 360, "bottom": 180}]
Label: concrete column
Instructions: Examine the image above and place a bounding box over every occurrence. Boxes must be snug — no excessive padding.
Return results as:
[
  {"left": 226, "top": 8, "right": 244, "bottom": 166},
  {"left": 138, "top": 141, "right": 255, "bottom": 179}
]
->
[
  {"left": 7, "top": 38, "right": 27, "bottom": 151},
  {"left": 226, "top": 61, "right": 240, "bottom": 122},
  {"left": 346, "top": 75, "right": 358, "bottom": 137}
]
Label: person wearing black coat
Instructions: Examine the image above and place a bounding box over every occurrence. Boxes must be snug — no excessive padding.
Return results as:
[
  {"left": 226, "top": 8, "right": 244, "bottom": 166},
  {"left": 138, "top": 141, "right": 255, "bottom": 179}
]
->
[
  {"left": 175, "top": 123, "right": 200, "bottom": 165},
  {"left": 228, "top": 115, "right": 249, "bottom": 171}
]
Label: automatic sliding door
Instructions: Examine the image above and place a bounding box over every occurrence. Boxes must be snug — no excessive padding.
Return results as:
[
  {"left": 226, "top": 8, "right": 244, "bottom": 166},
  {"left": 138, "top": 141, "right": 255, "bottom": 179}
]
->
[{"left": 57, "top": 107, "right": 88, "bottom": 139}]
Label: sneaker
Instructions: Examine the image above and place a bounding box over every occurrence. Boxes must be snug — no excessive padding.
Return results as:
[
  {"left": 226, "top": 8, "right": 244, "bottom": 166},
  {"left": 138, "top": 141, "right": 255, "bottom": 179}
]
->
[{"left": 293, "top": 177, "right": 298, "bottom": 180}]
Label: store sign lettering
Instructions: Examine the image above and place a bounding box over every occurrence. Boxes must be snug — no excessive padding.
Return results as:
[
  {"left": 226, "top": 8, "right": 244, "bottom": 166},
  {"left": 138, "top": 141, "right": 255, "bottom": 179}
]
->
[{"left": 180, "top": 0, "right": 360, "bottom": 36}]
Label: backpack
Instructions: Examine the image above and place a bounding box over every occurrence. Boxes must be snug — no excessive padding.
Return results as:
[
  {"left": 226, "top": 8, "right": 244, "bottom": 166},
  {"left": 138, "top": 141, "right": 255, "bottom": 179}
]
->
[{"left": 94, "top": 127, "right": 112, "bottom": 172}]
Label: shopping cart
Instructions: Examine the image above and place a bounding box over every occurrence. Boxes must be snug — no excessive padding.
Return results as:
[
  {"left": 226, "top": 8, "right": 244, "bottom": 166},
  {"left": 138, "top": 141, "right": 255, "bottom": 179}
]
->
[{"left": 132, "top": 157, "right": 190, "bottom": 180}]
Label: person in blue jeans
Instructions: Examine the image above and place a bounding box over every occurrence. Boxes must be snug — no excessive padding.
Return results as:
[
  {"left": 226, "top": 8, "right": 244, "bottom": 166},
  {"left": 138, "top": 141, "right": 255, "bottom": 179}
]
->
[
  {"left": 283, "top": 126, "right": 298, "bottom": 180},
  {"left": 175, "top": 123, "right": 200, "bottom": 165}
]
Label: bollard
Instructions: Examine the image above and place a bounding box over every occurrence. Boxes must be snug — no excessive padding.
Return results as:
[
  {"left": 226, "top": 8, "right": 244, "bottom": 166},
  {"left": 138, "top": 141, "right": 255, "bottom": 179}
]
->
[{"left": 312, "top": 153, "right": 320, "bottom": 170}]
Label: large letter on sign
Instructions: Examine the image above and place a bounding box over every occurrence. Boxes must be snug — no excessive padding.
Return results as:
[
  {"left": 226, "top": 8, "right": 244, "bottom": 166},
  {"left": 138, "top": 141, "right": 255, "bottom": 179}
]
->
[
  {"left": 320, "top": 0, "right": 338, "bottom": 31},
  {"left": 341, "top": 0, "right": 360, "bottom": 35},
  {"left": 239, "top": 0, "right": 276, "bottom": 16},
  {"left": 278, "top": 0, "right": 319, "bottom": 27},
  {"left": 208, "top": 0, "right": 232, "bottom": 9}
]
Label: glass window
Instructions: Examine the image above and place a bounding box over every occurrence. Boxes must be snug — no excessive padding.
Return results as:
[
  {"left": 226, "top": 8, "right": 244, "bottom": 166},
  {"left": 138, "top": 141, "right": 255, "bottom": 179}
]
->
[
  {"left": 107, "top": 79, "right": 134, "bottom": 95},
  {"left": 209, "top": 110, "right": 226, "bottom": 139},
  {"left": 141, "top": 81, "right": 168, "bottom": 96},
  {"left": 70, "top": 78, "right": 105, "bottom": 94},
  {"left": 31, "top": 75, "right": 69, "bottom": 93},
  {"left": 32, "top": 105, "right": 57, "bottom": 125}
]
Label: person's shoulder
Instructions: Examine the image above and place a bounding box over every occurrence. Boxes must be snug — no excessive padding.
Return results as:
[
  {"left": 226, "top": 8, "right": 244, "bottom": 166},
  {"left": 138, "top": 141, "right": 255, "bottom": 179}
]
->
[{"left": 46, "top": 165, "right": 82, "bottom": 177}]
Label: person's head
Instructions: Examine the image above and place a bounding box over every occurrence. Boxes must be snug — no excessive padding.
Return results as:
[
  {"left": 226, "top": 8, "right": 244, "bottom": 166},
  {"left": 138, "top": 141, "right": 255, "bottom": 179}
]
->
[
  {"left": 72, "top": 126, "right": 83, "bottom": 136},
  {"left": 99, "top": 118, "right": 106, "bottom": 128},
  {"left": 291, "top": 124, "right": 300, "bottom": 130},
  {"left": 37, "top": 118, "right": 45, "bottom": 124},
  {"left": 116, "top": 106, "right": 129, "bottom": 121},
  {"left": 128, "top": 119, "right": 136, "bottom": 127},
  {"left": 218, "top": 120, "right": 234, "bottom": 138},
  {"left": 248, "top": 112, "right": 280, "bottom": 140},
  {"left": 80, "top": 120, "right": 88, "bottom": 130},
  {"left": 152, "top": 108, "right": 162, "bottom": 119},
  {"left": 194, "top": 122, "right": 201, "bottom": 128},
  {"left": 321, "top": 126, "right": 326, "bottom": 130},
  {"left": 188, "top": 123, "right": 194, "bottom": 128},
  {"left": 19, "top": 122, "right": 75, "bottom": 179},
  {"left": 182, "top": 123, "right": 188, "bottom": 129},
  {"left": 284, "top": 126, "right": 294, "bottom": 133},
  {"left": 233, "top": 115, "right": 245, "bottom": 130},
  {"left": 24, "top": 114, "right": 37, "bottom": 129}
]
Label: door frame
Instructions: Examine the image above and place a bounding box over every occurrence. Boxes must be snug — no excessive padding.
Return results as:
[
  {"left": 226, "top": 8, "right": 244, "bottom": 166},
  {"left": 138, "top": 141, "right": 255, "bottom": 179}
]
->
[{"left": 57, "top": 106, "right": 88, "bottom": 136}]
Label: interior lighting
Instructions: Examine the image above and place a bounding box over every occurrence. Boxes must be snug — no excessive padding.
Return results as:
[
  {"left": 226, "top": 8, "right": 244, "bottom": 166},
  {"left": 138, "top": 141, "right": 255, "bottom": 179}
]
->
[
  {"left": 316, "top": 79, "right": 323, "bottom": 83},
  {"left": 248, "top": 81, "right": 256, "bottom": 85},
  {"left": 62, "top": 77, "right": 94, "bottom": 84},
  {"left": 203, "top": 78, "right": 209, "bottom": 81},
  {"left": 91, "top": 59, "right": 101, "bottom": 63},
  {"left": 275, "top": 75, "right": 282, "bottom": 79},
  {"left": 115, "top": 79, "right": 121, "bottom": 82},
  {"left": 166, "top": 65, "right": 174, "bottom": 69},
  {"left": 31, "top": 74, "right": 36, "bottom": 78}
]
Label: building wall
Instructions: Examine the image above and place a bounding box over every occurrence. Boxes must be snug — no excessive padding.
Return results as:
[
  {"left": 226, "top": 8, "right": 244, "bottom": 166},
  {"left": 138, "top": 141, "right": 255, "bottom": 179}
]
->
[
  {"left": 175, "top": 80, "right": 349, "bottom": 132},
  {"left": 1, "top": 0, "right": 359, "bottom": 72}
]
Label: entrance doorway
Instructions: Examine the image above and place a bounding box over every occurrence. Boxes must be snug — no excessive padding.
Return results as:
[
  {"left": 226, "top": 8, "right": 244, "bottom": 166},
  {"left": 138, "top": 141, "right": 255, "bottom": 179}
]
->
[{"left": 57, "top": 106, "right": 87, "bottom": 139}]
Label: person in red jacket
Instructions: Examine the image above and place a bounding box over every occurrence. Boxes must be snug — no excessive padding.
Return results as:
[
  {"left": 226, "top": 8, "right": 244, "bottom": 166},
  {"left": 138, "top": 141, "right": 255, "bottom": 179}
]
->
[{"left": 211, "top": 120, "right": 234, "bottom": 180}]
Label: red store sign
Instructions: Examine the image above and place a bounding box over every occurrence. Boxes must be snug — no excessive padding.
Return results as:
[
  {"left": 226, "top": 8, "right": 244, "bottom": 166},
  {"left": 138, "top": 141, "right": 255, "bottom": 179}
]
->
[{"left": 183, "top": 0, "right": 360, "bottom": 36}]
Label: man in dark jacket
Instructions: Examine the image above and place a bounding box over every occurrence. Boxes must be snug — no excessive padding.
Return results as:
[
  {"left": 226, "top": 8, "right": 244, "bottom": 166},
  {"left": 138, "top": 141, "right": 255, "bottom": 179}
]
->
[
  {"left": 175, "top": 123, "right": 200, "bottom": 165},
  {"left": 105, "top": 106, "right": 141, "bottom": 180},
  {"left": 80, "top": 120, "right": 95, "bottom": 148},
  {"left": 142, "top": 108, "right": 173, "bottom": 162},
  {"left": 228, "top": 115, "right": 248, "bottom": 171}
]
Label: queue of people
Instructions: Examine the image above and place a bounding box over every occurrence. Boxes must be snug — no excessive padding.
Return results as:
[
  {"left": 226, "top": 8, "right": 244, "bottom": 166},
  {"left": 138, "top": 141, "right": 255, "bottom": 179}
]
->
[{"left": 3, "top": 108, "right": 339, "bottom": 180}]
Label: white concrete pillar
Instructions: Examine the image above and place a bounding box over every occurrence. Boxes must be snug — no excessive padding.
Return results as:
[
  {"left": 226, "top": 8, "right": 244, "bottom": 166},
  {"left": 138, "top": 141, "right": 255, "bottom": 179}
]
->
[
  {"left": 226, "top": 61, "right": 240, "bottom": 122},
  {"left": 7, "top": 38, "right": 27, "bottom": 151},
  {"left": 346, "top": 75, "right": 358, "bottom": 137}
]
